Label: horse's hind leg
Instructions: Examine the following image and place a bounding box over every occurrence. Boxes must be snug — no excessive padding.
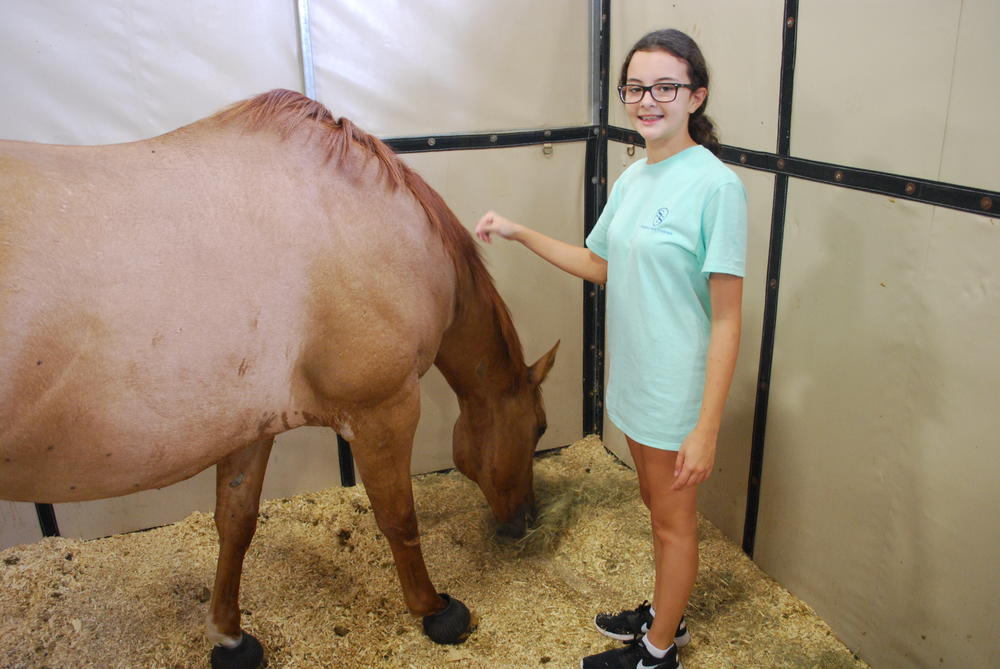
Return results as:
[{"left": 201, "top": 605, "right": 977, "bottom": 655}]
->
[
  {"left": 350, "top": 385, "right": 474, "bottom": 644},
  {"left": 206, "top": 437, "right": 273, "bottom": 669}
]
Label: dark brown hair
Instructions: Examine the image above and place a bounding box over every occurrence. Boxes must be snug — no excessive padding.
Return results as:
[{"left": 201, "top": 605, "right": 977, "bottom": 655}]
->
[{"left": 619, "top": 29, "right": 720, "bottom": 155}]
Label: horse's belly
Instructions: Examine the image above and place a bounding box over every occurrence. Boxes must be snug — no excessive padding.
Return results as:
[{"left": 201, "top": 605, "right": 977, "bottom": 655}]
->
[
  {"left": 0, "top": 395, "right": 275, "bottom": 502},
  {"left": 0, "top": 317, "right": 307, "bottom": 503}
]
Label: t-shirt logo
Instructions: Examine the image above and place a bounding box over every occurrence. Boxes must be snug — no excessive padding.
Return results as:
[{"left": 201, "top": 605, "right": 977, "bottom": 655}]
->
[{"left": 641, "top": 207, "right": 673, "bottom": 234}]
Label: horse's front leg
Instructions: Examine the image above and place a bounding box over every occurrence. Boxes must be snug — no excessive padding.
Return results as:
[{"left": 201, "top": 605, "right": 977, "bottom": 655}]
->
[
  {"left": 206, "top": 437, "right": 273, "bottom": 669},
  {"left": 351, "top": 386, "right": 474, "bottom": 644}
]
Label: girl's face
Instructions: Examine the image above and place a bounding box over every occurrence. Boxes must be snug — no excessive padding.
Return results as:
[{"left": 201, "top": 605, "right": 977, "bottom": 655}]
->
[{"left": 624, "top": 49, "right": 706, "bottom": 160}]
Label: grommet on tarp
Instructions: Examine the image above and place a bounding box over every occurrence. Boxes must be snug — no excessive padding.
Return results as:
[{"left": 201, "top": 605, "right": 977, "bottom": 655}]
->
[
  {"left": 542, "top": 142, "right": 553, "bottom": 156},
  {"left": 626, "top": 144, "right": 636, "bottom": 157}
]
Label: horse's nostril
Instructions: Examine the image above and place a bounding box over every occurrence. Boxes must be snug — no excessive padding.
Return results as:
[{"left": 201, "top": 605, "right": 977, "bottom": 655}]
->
[
  {"left": 495, "top": 502, "right": 532, "bottom": 538},
  {"left": 496, "top": 517, "right": 526, "bottom": 539}
]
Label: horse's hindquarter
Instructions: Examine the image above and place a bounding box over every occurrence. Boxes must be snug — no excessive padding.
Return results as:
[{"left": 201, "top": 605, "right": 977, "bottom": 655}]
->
[{"left": 0, "top": 130, "right": 452, "bottom": 502}]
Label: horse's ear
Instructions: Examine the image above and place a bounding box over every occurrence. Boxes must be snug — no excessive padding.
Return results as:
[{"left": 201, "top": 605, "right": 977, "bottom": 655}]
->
[{"left": 528, "top": 340, "right": 560, "bottom": 387}]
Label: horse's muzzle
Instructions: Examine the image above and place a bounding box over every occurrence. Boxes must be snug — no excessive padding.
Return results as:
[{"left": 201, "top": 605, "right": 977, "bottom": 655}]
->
[{"left": 495, "top": 500, "right": 536, "bottom": 539}]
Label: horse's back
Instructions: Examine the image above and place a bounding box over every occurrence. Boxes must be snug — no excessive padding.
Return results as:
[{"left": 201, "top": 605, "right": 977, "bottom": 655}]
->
[{"left": 0, "top": 123, "right": 454, "bottom": 502}]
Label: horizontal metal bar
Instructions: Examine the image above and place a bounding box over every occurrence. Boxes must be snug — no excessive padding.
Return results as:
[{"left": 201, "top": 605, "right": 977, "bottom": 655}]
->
[
  {"left": 383, "top": 126, "right": 597, "bottom": 154},
  {"left": 608, "top": 126, "right": 999, "bottom": 219}
]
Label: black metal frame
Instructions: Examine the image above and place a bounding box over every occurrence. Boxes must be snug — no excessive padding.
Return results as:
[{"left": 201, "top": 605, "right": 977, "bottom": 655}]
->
[{"left": 30, "top": 0, "right": 999, "bottom": 545}]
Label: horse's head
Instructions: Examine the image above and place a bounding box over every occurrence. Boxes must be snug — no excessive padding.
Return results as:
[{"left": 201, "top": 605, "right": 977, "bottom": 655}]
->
[{"left": 452, "top": 341, "right": 559, "bottom": 538}]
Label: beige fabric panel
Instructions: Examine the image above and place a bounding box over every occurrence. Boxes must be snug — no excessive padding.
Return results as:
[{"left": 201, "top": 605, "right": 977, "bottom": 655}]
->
[
  {"left": 402, "top": 144, "right": 586, "bottom": 473},
  {"left": 793, "top": 1, "right": 984, "bottom": 183},
  {"left": 939, "top": 0, "right": 1000, "bottom": 191},
  {"left": 756, "top": 181, "right": 1000, "bottom": 668},
  {"left": 0, "top": 502, "right": 42, "bottom": 549},
  {"left": 0, "top": 0, "right": 302, "bottom": 145},
  {"left": 600, "top": 143, "right": 772, "bottom": 541},
  {"left": 309, "top": 0, "right": 591, "bottom": 136},
  {"left": 610, "top": 0, "right": 785, "bottom": 152}
]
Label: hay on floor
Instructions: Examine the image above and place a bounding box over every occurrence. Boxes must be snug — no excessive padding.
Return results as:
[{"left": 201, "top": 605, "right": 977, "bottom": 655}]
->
[{"left": 0, "top": 436, "right": 868, "bottom": 668}]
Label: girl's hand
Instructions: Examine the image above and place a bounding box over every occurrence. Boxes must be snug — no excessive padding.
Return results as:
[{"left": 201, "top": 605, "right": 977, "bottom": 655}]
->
[
  {"left": 475, "top": 211, "right": 521, "bottom": 243},
  {"left": 672, "top": 428, "right": 717, "bottom": 490}
]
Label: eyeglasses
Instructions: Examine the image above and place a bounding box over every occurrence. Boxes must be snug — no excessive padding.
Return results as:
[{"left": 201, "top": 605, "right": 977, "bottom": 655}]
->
[{"left": 617, "top": 83, "right": 697, "bottom": 104}]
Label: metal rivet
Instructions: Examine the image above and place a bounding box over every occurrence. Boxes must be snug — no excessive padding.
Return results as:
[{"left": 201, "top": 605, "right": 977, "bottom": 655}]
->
[
  {"left": 769, "top": 278, "right": 777, "bottom": 289},
  {"left": 489, "top": 135, "right": 498, "bottom": 143},
  {"left": 427, "top": 138, "right": 436, "bottom": 146},
  {"left": 786, "top": 17, "right": 795, "bottom": 28},
  {"left": 599, "top": 177, "right": 606, "bottom": 185},
  {"left": 739, "top": 154, "right": 748, "bottom": 164},
  {"left": 982, "top": 197, "right": 994, "bottom": 211},
  {"left": 904, "top": 182, "right": 916, "bottom": 195},
  {"left": 544, "top": 129, "right": 552, "bottom": 137},
  {"left": 776, "top": 158, "right": 786, "bottom": 169},
  {"left": 834, "top": 170, "right": 844, "bottom": 182},
  {"left": 591, "top": 176, "right": 599, "bottom": 185},
  {"left": 593, "top": 127, "right": 600, "bottom": 135}
]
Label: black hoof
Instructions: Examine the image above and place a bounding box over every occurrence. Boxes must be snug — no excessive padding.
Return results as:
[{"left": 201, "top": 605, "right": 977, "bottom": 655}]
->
[
  {"left": 422, "top": 593, "right": 473, "bottom": 644},
  {"left": 210, "top": 632, "right": 265, "bottom": 669}
]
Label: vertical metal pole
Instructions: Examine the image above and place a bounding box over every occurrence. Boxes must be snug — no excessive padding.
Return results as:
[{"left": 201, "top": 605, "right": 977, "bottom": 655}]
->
[
  {"left": 35, "top": 503, "right": 60, "bottom": 537},
  {"left": 583, "top": 0, "right": 610, "bottom": 437},
  {"left": 742, "top": 0, "right": 799, "bottom": 557},
  {"left": 296, "top": 0, "right": 317, "bottom": 99}
]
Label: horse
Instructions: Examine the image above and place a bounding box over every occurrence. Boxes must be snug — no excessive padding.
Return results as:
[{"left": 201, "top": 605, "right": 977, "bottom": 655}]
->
[{"left": 0, "top": 89, "right": 558, "bottom": 668}]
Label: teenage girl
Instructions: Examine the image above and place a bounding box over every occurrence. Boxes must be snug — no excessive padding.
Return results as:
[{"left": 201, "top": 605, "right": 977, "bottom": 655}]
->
[{"left": 475, "top": 29, "right": 747, "bottom": 669}]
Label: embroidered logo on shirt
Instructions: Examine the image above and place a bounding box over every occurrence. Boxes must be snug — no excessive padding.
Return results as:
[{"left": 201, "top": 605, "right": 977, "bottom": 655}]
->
[{"left": 640, "top": 207, "right": 673, "bottom": 234}]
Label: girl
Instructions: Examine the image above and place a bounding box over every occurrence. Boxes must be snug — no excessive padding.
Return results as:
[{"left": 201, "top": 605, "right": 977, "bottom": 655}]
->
[{"left": 475, "top": 29, "right": 746, "bottom": 669}]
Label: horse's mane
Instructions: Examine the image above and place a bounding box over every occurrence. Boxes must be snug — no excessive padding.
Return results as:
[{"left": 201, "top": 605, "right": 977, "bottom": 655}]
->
[{"left": 211, "top": 89, "right": 526, "bottom": 372}]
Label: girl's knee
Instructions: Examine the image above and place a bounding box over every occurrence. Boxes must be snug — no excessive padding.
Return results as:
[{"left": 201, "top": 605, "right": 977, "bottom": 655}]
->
[{"left": 649, "top": 505, "right": 697, "bottom": 544}]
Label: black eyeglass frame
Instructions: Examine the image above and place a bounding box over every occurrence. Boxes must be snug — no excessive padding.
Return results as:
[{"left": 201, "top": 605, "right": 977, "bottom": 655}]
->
[{"left": 617, "top": 82, "right": 698, "bottom": 104}]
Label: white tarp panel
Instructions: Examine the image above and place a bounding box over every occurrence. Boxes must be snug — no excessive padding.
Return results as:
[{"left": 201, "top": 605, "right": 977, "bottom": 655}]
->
[
  {"left": 0, "top": 0, "right": 303, "bottom": 145},
  {"left": 309, "top": 0, "right": 591, "bottom": 136}
]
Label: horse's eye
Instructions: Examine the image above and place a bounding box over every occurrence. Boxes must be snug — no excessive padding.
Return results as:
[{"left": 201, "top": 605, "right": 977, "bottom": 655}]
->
[{"left": 537, "top": 425, "right": 547, "bottom": 439}]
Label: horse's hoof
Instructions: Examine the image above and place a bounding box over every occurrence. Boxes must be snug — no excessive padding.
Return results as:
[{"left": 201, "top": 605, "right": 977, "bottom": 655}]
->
[
  {"left": 210, "top": 633, "right": 265, "bottom": 669},
  {"left": 422, "top": 593, "right": 474, "bottom": 644}
]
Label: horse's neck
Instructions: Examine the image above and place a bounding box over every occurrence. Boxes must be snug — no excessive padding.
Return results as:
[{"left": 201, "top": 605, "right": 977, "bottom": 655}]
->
[{"left": 434, "top": 277, "right": 520, "bottom": 401}]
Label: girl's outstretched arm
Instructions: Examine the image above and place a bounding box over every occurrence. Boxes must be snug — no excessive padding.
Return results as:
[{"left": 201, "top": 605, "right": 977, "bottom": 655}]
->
[{"left": 475, "top": 210, "right": 608, "bottom": 285}]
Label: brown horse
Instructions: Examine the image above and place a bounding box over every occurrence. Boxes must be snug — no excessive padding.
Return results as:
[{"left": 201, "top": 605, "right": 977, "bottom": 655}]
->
[{"left": 0, "top": 90, "right": 558, "bottom": 668}]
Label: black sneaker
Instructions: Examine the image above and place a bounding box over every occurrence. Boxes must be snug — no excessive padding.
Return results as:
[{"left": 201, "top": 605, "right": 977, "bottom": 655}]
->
[
  {"left": 594, "top": 601, "right": 691, "bottom": 647},
  {"left": 581, "top": 638, "right": 681, "bottom": 669}
]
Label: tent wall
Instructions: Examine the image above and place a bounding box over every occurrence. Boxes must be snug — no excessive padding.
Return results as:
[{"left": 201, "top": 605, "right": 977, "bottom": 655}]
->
[{"left": 753, "top": 3, "right": 999, "bottom": 667}]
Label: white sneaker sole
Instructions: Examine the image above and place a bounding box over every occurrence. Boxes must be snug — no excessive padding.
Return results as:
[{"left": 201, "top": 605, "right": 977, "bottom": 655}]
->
[{"left": 593, "top": 616, "right": 692, "bottom": 648}]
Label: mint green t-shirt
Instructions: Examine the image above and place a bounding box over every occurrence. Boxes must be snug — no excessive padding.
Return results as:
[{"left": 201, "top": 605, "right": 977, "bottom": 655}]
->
[{"left": 586, "top": 145, "right": 747, "bottom": 450}]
